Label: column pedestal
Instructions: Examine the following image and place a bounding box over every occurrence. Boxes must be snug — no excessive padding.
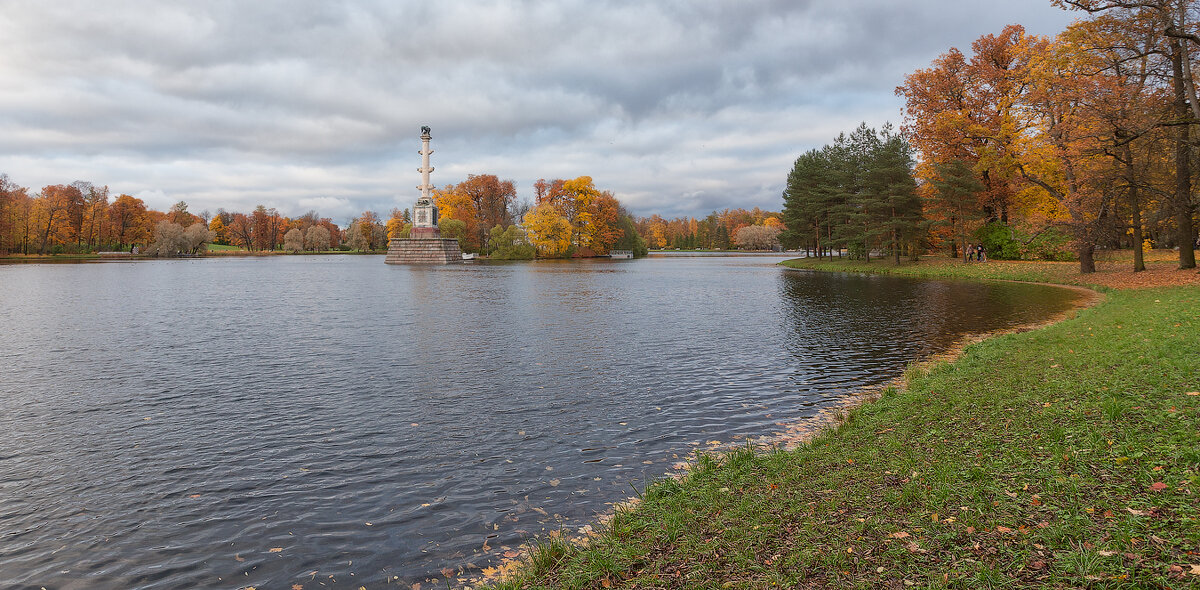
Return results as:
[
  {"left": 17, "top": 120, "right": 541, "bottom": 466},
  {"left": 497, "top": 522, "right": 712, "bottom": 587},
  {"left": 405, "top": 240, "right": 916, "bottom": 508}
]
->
[{"left": 384, "top": 237, "right": 463, "bottom": 264}]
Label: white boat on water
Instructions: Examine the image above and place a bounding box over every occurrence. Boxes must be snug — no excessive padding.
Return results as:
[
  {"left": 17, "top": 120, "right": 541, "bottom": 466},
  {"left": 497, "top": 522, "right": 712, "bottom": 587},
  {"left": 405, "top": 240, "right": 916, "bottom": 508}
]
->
[{"left": 461, "top": 252, "right": 477, "bottom": 260}]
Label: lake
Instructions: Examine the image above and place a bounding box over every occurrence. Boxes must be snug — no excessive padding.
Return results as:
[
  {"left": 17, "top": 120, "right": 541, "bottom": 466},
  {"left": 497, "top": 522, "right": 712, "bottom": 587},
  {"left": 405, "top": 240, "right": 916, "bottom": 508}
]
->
[{"left": 0, "top": 254, "right": 1082, "bottom": 589}]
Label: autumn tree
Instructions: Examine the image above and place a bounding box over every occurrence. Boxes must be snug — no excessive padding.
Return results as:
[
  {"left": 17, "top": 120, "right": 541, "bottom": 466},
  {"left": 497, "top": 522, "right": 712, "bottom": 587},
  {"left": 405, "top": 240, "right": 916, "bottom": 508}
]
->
[
  {"left": 169, "top": 201, "right": 197, "bottom": 226},
  {"left": 208, "top": 215, "right": 228, "bottom": 245},
  {"left": 184, "top": 222, "right": 214, "bottom": 254},
  {"left": 226, "top": 213, "right": 255, "bottom": 250},
  {"left": 304, "top": 225, "right": 331, "bottom": 251},
  {"left": 147, "top": 220, "right": 211, "bottom": 257},
  {"left": 80, "top": 183, "right": 109, "bottom": 250},
  {"left": 458, "top": 174, "right": 516, "bottom": 251},
  {"left": 251, "top": 205, "right": 284, "bottom": 251},
  {"left": 107, "top": 194, "right": 150, "bottom": 250},
  {"left": 433, "top": 184, "right": 480, "bottom": 252},
  {"left": 524, "top": 202, "right": 572, "bottom": 257},
  {"left": 734, "top": 224, "right": 783, "bottom": 250},
  {"left": 387, "top": 208, "right": 409, "bottom": 240},
  {"left": 283, "top": 228, "right": 305, "bottom": 252},
  {"left": 145, "top": 220, "right": 188, "bottom": 257},
  {"left": 0, "top": 174, "right": 31, "bottom": 253}
]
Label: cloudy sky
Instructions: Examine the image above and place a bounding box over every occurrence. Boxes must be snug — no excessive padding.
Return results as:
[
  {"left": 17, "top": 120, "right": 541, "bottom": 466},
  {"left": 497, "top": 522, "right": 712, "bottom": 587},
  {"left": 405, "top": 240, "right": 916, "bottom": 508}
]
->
[{"left": 0, "top": 1, "right": 1077, "bottom": 223}]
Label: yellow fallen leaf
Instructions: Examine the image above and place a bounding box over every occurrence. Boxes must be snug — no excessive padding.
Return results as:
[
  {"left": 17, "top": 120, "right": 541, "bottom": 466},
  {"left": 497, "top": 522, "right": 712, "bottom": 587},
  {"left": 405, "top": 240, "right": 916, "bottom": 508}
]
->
[
  {"left": 1188, "top": 564, "right": 1200, "bottom": 576},
  {"left": 234, "top": 553, "right": 245, "bottom": 562},
  {"left": 292, "top": 585, "right": 304, "bottom": 590},
  {"left": 269, "top": 547, "right": 283, "bottom": 553},
  {"left": 549, "top": 479, "right": 560, "bottom": 487}
]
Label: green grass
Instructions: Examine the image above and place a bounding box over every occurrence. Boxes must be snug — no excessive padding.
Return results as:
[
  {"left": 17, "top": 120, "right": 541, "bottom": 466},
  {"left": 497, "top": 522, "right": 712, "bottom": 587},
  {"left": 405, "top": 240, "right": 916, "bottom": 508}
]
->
[{"left": 489, "top": 261, "right": 1200, "bottom": 589}]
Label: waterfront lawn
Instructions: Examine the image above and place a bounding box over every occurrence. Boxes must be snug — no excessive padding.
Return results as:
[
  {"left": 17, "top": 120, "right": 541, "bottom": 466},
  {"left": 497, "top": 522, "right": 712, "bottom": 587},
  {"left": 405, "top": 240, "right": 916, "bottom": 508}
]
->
[{"left": 492, "top": 275, "right": 1199, "bottom": 587}]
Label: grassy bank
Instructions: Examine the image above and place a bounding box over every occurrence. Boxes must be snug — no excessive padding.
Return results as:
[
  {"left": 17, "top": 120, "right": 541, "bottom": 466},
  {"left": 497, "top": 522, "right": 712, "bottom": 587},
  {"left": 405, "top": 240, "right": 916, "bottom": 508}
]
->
[{"left": 488, "top": 259, "right": 1199, "bottom": 588}]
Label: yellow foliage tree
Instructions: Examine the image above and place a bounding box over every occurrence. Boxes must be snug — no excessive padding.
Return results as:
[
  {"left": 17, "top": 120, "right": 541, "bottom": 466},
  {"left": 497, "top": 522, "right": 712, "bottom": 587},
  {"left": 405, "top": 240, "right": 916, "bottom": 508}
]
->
[
  {"left": 208, "top": 215, "right": 227, "bottom": 244},
  {"left": 523, "top": 203, "right": 572, "bottom": 258},
  {"left": 561, "top": 176, "right": 601, "bottom": 248},
  {"left": 432, "top": 185, "right": 480, "bottom": 252}
]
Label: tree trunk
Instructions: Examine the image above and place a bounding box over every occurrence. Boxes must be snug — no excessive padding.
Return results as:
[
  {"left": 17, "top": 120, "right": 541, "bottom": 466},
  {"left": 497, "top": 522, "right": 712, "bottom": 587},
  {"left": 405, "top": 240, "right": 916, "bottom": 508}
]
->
[
  {"left": 1171, "top": 38, "right": 1197, "bottom": 269},
  {"left": 1079, "top": 242, "right": 1096, "bottom": 274},
  {"left": 1131, "top": 183, "right": 1146, "bottom": 273}
]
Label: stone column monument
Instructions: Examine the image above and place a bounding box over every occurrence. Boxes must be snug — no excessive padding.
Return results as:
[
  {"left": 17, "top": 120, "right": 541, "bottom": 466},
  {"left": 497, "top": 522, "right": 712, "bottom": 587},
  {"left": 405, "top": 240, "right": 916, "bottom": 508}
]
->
[{"left": 385, "top": 126, "right": 463, "bottom": 264}]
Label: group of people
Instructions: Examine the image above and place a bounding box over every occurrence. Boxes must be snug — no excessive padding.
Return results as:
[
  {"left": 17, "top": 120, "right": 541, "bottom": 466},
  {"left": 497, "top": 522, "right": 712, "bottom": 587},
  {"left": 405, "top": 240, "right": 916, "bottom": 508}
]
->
[{"left": 965, "top": 243, "right": 987, "bottom": 262}]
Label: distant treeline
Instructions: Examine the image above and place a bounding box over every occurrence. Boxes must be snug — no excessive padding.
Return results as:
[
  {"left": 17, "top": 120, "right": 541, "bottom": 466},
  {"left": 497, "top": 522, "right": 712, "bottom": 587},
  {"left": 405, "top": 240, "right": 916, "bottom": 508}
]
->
[
  {"left": 0, "top": 175, "right": 345, "bottom": 255},
  {"left": 633, "top": 207, "right": 785, "bottom": 250}
]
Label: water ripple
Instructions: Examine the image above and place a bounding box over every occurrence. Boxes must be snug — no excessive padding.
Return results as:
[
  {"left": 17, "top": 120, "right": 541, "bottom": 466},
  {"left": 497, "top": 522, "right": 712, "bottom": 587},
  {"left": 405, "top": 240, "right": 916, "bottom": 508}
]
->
[{"left": 0, "top": 255, "right": 1080, "bottom": 589}]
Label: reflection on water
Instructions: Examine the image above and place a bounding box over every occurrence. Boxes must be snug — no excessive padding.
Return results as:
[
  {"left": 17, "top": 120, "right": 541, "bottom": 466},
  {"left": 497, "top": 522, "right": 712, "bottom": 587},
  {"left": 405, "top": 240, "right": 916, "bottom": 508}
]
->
[{"left": 0, "top": 255, "right": 1080, "bottom": 589}]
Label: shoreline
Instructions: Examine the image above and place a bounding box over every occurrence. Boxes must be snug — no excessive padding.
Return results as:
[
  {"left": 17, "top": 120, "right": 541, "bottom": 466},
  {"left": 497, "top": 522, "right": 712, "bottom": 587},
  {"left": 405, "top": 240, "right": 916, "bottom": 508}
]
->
[
  {"left": 465, "top": 261, "right": 1103, "bottom": 588},
  {"left": 482, "top": 257, "right": 1199, "bottom": 589},
  {"left": 765, "top": 267, "right": 1103, "bottom": 451}
]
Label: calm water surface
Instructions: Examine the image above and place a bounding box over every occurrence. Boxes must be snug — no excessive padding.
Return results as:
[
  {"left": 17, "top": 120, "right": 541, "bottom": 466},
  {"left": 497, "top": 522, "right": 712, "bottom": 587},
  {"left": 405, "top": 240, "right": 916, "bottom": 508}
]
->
[{"left": 0, "top": 254, "right": 1081, "bottom": 589}]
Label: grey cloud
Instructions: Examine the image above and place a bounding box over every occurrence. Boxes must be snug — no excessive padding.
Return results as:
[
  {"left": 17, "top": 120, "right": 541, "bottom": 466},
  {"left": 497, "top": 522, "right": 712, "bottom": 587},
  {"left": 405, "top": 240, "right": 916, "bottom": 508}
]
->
[{"left": 0, "top": 0, "right": 1073, "bottom": 220}]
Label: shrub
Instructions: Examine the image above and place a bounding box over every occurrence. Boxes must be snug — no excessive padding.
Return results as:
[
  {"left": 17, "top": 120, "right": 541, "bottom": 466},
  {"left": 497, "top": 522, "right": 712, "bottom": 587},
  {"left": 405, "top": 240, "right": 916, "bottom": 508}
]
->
[{"left": 974, "top": 222, "right": 1022, "bottom": 260}]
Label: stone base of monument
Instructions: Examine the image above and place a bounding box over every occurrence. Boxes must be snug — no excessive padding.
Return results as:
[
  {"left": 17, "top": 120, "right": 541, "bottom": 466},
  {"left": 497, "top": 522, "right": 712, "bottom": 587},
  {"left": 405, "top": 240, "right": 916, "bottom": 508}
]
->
[{"left": 384, "top": 237, "right": 463, "bottom": 264}]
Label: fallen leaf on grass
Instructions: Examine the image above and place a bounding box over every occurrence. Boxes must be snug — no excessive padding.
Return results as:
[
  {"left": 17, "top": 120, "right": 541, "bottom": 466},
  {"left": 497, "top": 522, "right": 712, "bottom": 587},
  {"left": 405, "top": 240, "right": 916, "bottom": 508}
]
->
[
  {"left": 1150, "top": 482, "right": 1168, "bottom": 492},
  {"left": 996, "top": 526, "right": 1014, "bottom": 533},
  {"left": 1126, "top": 507, "right": 1150, "bottom": 516},
  {"left": 1190, "top": 564, "right": 1200, "bottom": 576},
  {"left": 889, "top": 531, "right": 910, "bottom": 539}
]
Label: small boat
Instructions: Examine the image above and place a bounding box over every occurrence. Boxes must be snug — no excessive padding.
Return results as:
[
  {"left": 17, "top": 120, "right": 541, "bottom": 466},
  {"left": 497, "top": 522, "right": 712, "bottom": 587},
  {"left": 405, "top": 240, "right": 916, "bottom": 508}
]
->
[
  {"left": 461, "top": 252, "right": 477, "bottom": 260},
  {"left": 609, "top": 250, "right": 633, "bottom": 259}
]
